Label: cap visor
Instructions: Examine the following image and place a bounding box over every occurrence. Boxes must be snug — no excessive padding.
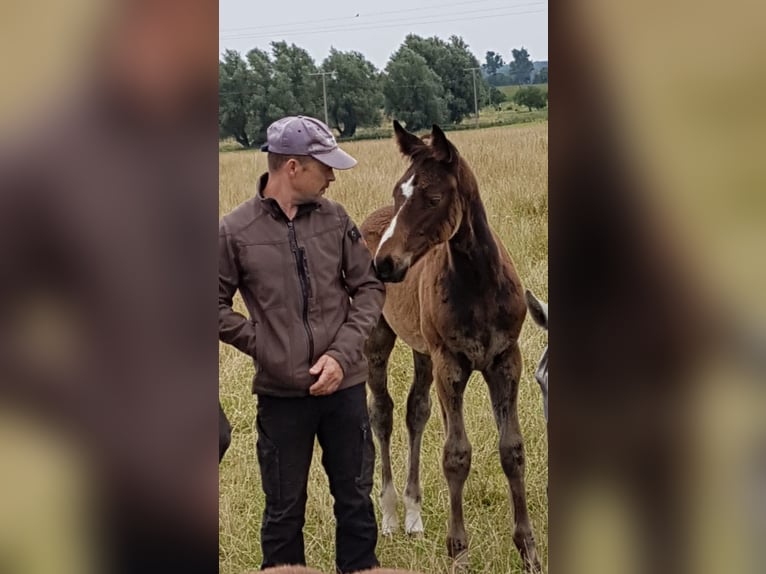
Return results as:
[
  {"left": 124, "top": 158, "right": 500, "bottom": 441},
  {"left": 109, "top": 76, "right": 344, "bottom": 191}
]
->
[{"left": 313, "top": 147, "right": 357, "bottom": 170}]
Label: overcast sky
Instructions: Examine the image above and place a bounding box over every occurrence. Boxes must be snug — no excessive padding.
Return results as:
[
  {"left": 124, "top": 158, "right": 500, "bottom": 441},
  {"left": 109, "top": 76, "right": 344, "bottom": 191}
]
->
[{"left": 219, "top": 0, "right": 548, "bottom": 70}]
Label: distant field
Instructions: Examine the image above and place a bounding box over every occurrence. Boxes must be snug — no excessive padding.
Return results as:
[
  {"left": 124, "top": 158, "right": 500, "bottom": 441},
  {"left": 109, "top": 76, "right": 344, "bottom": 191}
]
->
[
  {"left": 497, "top": 83, "right": 549, "bottom": 100},
  {"left": 219, "top": 122, "right": 549, "bottom": 574}
]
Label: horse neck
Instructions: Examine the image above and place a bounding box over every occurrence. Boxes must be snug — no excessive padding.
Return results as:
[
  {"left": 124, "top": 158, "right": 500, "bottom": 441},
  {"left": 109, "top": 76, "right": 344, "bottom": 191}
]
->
[{"left": 447, "top": 173, "right": 502, "bottom": 287}]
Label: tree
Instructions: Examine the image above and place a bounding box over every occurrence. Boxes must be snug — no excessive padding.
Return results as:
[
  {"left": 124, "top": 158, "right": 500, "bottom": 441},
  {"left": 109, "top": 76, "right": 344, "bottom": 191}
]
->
[
  {"left": 534, "top": 66, "right": 548, "bottom": 84},
  {"left": 266, "top": 41, "right": 322, "bottom": 123},
  {"left": 321, "top": 49, "right": 383, "bottom": 138},
  {"left": 401, "top": 34, "right": 489, "bottom": 124},
  {"left": 513, "top": 86, "right": 547, "bottom": 111},
  {"left": 490, "top": 86, "right": 507, "bottom": 106},
  {"left": 508, "top": 47, "right": 535, "bottom": 85},
  {"left": 243, "top": 48, "right": 273, "bottom": 144},
  {"left": 483, "top": 50, "right": 505, "bottom": 78},
  {"left": 219, "top": 50, "right": 256, "bottom": 147},
  {"left": 383, "top": 47, "right": 447, "bottom": 131}
]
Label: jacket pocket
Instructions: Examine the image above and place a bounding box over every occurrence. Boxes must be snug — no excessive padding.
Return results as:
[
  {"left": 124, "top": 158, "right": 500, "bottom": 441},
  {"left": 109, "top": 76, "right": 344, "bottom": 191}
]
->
[
  {"left": 355, "top": 422, "right": 374, "bottom": 488},
  {"left": 256, "top": 416, "right": 280, "bottom": 503},
  {"left": 255, "top": 306, "right": 292, "bottom": 382}
]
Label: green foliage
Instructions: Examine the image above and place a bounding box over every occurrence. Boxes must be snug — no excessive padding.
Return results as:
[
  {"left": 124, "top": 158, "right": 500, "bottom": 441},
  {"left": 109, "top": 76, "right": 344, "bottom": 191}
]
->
[
  {"left": 219, "top": 50, "right": 256, "bottom": 148},
  {"left": 218, "top": 38, "right": 547, "bottom": 148},
  {"left": 218, "top": 43, "right": 321, "bottom": 147},
  {"left": 490, "top": 86, "right": 507, "bottom": 105},
  {"left": 321, "top": 49, "right": 383, "bottom": 138},
  {"left": 382, "top": 47, "right": 447, "bottom": 131},
  {"left": 395, "top": 34, "right": 490, "bottom": 124},
  {"left": 487, "top": 72, "right": 512, "bottom": 87},
  {"left": 508, "top": 47, "right": 535, "bottom": 85},
  {"left": 266, "top": 41, "right": 322, "bottom": 124},
  {"left": 483, "top": 50, "right": 505, "bottom": 77},
  {"left": 512, "top": 86, "right": 548, "bottom": 111}
]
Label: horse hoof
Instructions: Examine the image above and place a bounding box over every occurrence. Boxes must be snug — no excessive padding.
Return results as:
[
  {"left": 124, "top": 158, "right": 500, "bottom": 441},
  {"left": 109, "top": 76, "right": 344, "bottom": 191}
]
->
[
  {"left": 513, "top": 529, "right": 540, "bottom": 572},
  {"left": 381, "top": 515, "right": 399, "bottom": 536},
  {"left": 404, "top": 508, "right": 424, "bottom": 536},
  {"left": 446, "top": 535, "right": 468, "bottom": 559}
]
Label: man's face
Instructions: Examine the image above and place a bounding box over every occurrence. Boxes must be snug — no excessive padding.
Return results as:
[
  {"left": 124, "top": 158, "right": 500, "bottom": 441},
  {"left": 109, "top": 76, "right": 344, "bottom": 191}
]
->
[{"left": 291, "top": 157, "right": 336, "bottom": 203}]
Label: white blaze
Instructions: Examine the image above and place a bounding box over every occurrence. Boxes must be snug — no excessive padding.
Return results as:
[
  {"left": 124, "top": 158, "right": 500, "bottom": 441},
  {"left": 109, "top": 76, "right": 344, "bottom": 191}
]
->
[
  {"left": 375, "top": 175, "right": 415, "bottom": 261},
  {"left": 400, "top": 174, "right": 415, "bottom": 199}
]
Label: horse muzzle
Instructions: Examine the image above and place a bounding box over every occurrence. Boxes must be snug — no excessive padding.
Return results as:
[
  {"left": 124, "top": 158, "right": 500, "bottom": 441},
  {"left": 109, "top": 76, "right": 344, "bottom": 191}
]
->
[{"left": 374, "top": 254, "right": 410, "bottom": 283}]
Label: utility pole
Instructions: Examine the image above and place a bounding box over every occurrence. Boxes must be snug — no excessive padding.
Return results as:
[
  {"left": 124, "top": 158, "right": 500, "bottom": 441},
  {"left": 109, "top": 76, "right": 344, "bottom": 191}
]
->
[
  {"left": 309, "top": 71, "right": 334, "bottom": 126},
  {"left": 464, "top": 67, "right": 481, "bottom": 126}
]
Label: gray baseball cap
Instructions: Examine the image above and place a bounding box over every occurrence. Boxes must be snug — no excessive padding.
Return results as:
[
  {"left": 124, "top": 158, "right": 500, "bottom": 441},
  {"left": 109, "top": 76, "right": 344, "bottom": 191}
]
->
[{"left": 260, "top": 115, "right": 357, "bottom": 170}]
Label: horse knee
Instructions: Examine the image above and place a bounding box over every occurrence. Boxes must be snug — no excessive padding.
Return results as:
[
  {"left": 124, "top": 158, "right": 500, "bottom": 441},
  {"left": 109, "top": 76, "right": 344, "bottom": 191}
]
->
[
  {"left": 499, "top": 440, "right": 525, "bottom": 477},
  {"left": 443, "top": 442, "right": 472, "bottom": 482},
  {"left": 369, "top": 391, "right": 394, "bottom": 437}
]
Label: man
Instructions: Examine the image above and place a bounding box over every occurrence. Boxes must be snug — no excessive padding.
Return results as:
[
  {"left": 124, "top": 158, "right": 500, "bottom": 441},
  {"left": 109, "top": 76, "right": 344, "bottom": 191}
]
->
[{"left": 218, "top": 115, "right": 385, "bottom": 573}]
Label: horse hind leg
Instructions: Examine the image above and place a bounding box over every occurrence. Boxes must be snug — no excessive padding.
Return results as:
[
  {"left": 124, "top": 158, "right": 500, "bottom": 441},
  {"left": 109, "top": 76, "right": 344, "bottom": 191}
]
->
[
  {"left": 403, "top": 350, "right": 433, "bottom": 536},
  {"left": 482, "top": 343, "right": 540, "bottom": 572},
  {"left": 364, "top": 315, "right": 398, "bottom": 535}
]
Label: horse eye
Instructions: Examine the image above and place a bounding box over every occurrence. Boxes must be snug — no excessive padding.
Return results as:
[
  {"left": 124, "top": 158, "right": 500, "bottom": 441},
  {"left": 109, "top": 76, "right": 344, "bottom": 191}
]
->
[{"left": 427, "top": 195, "right": 442, "bottom": 206}]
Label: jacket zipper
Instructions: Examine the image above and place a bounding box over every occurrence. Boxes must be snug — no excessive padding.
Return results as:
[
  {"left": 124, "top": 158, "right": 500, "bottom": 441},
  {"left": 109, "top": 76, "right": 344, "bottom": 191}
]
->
[{"left": 287, "top": 220, "right": 314, "bottom": 364}]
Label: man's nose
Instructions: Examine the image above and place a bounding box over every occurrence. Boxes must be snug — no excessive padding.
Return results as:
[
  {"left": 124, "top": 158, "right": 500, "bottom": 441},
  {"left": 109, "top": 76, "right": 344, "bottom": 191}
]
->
[{"left": 328, "top": 170, "right": 335, "bottom": 182}]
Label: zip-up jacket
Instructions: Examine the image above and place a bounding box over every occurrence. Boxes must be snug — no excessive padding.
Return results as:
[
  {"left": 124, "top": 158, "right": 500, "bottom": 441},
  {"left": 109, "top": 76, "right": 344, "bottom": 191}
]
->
[{"left": 219, "top": 173, "right": 385, "bottom": 397}]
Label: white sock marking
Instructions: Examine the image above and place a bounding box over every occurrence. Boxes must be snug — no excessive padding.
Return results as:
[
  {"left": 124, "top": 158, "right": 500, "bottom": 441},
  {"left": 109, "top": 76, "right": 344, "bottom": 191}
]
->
[
  {"left": 404, "top": 494, "right": 424, "bottom": 535},
  {"left": 380, "top": 483, "right": 399, "bottom": 535}
]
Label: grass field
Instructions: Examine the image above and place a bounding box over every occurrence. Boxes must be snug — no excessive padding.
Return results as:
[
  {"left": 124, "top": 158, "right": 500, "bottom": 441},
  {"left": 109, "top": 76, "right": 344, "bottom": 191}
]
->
[
  {"left": 496, "top": 83, "right": 548, "bottom": 100},
  {"left": 219, "top": 122, "right": 549, "bottom": 574}
]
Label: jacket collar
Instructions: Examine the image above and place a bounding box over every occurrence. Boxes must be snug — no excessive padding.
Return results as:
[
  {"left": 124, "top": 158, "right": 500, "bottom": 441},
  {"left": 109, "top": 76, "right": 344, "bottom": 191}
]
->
[{"left": 256, "top": 172, "right": 320, "bottom": 220}]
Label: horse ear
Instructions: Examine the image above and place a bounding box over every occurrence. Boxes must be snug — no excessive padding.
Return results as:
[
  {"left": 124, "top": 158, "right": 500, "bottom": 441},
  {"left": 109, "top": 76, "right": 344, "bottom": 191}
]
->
[
  {"left": 430, "top": 124, "right": 457, "bottom": 164},
  {"left": 393, "top": 120, "right": 426, "bottom": 157}
]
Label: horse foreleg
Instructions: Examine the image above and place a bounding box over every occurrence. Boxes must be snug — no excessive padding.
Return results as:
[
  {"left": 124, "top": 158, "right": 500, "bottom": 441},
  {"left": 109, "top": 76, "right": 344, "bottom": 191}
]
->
[
  {"left": 404, "top": 350, "right": 433, "bottom": 536},
  {"left": 365, "top": 316, "right": 398, "bottom": 535},
  {"left": 433, "top": 349, "right": 472, "bottom": 560},
  {"left": 483, "top": 344, "right": 540, "bottom": 572}
]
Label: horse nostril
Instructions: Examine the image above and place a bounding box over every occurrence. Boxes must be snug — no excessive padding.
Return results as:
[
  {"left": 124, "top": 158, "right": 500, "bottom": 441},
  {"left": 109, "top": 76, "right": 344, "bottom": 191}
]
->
[{"left": 375, "top": 256, "right": 394, "bottom": 280}]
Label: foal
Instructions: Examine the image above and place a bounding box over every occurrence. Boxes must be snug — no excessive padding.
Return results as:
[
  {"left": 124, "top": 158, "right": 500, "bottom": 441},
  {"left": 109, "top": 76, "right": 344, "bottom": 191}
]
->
[{"left": 360, "top": 122, "right": 540, "bottom": 571}]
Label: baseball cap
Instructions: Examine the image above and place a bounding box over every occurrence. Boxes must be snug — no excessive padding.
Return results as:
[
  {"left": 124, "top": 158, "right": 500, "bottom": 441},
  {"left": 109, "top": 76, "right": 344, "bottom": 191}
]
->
[{"left": 260, "top": 115, "right": 357, "bottom": 170}]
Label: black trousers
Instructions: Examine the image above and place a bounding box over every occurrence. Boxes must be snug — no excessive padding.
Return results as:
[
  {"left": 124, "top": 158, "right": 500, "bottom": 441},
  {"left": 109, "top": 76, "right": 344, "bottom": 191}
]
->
[{"left": 256, "top": 383, "right": 378, "bottom": 573}]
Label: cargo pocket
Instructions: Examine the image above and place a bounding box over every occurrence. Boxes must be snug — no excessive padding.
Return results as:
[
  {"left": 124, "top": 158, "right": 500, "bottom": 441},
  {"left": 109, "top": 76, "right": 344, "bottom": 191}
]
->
[
  {"left": 355, "top": 422, "right": 374, "bottom": 488},
  {"left": 256, "top": 416, "right": 280, "bottom": 503}
]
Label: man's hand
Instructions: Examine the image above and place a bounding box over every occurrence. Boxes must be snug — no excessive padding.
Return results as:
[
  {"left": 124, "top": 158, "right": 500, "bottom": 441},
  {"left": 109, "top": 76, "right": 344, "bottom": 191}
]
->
[{"left": 309, "top": 354, "right": 344, "bottom": 396}]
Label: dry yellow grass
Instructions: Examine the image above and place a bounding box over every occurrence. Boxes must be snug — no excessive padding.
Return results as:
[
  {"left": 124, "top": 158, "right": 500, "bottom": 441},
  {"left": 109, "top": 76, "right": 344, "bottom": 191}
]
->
[{"left": 219, "top": 122, "right": 548, "bottom": 574}]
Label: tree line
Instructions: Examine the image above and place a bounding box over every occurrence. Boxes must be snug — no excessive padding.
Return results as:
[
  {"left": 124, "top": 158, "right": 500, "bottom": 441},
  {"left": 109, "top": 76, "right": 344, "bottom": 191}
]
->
[
  {"left": 219, "top": 35, "right": 547, "bottom": 148},
  {"left": 482, "top": 47, "right": 547, "bottom": 86}
]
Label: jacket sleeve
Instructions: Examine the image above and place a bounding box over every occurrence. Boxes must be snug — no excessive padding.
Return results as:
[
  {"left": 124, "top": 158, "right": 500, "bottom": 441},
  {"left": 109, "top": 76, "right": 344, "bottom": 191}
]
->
[
  {"left": 325, "top": 209, "right": 386, "bottom": 375},
  {"left": 218, "top": 219, "right": 257, "bottom": 356}
]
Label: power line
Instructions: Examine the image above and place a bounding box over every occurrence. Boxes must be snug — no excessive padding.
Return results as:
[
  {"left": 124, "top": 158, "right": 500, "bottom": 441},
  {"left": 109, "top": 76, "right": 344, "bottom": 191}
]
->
[
  {"left": 221, "top": 5, "right": 545, "bottom": 40},
  {"left": 220, "top": 7, "right": 546, "bottom": 42},
  {"left": 220, "top": 0, "right": 533, "bottom": 33}
]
